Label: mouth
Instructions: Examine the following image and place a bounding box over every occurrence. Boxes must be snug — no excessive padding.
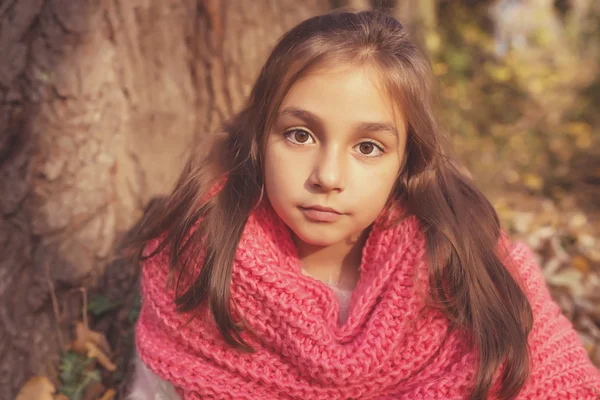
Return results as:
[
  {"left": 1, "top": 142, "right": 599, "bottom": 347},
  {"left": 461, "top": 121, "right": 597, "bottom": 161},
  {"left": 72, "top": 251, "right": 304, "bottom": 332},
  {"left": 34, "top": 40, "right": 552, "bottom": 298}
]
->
[{"left": 299, "top": 205, "right": 344, "bottom": 222}]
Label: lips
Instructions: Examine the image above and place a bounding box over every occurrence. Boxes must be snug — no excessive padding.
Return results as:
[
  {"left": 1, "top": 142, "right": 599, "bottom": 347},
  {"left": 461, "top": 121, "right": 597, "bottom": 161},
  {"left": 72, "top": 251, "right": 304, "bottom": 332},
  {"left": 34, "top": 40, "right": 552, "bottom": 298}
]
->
[{"left": 299, "top": 205, "right": 344, "bottom": 222}]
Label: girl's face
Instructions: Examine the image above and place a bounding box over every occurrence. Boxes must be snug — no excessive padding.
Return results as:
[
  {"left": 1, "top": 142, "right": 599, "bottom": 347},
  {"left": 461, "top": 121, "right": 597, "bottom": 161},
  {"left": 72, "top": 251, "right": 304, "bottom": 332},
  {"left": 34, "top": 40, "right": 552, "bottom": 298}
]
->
[{"left": 264, "top": 64, "right": 407, "bottom": 247}]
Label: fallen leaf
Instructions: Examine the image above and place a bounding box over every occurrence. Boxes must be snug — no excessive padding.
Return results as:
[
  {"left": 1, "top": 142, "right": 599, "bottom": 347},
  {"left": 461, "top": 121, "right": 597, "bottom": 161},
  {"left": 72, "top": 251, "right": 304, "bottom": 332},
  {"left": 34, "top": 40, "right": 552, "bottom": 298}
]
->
[
  {"left": 565, "top": 122, "right": 593, "bottom": 150},
  {"left": 526, "top": 226, "right": 555, "bottom": 250},
  {"left": 588, "top": 248, "right": 600, "bottom": 262},
  {"left": 16, "top": 376, "right": 55, "bottom": 400},
  {"left": 83, "top": 382, "right": 105, "bottom": 400},
  {"left": 99, "top": 388, "right": 117, "bottom": 400},
  {"left": 546, "top": 269, "right": 585, "bottom": 297},
  {"left": 54, "top": 394, "right": 69, "bottom": 400},
  {"left": 571, "top": 255, "right": 591, "bottom": 274},
  {"left": 512, "top": 211, "right": 534, "bottom": 233},
  {"left": 425, "top": 31, "right": 441, "bottom": 52},
  {"left": 70, "top": 321, "right": 112, "bottom": 355},
  {"left": 433, "top": 62, "right": 448, "bottom": 76},
  {"left": 486, "top": 63, "right": 512, "bottom": 82},
  {"left": 86, "top": 342, "right": 117, "bottom": 372},
  {"left": 523, "top": 173, "right": 543, "bottom": 191},
  {"left": 568, "top": 212, "right": 588, "bottom": 229},
  {"left": 578, "top": 234, "right": 596, "bottom": 250}
]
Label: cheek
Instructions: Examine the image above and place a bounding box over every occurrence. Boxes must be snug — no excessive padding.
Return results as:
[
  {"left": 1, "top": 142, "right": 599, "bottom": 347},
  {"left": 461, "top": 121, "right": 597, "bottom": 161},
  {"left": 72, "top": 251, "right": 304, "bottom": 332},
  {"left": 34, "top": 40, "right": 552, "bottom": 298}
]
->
[
  {"left": 349, "top": 164, "right": 399, "bottom": 217},
  {"left": 264, "top": 144, "right": 305, "bottom": 201}
]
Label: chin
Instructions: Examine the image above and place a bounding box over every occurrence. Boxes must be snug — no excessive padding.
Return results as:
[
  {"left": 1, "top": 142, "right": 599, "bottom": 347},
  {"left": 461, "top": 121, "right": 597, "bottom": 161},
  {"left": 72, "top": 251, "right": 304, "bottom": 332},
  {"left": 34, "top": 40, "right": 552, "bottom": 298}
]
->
[{"left": 291, "top": 224, "right": 346, "bottom": 247}]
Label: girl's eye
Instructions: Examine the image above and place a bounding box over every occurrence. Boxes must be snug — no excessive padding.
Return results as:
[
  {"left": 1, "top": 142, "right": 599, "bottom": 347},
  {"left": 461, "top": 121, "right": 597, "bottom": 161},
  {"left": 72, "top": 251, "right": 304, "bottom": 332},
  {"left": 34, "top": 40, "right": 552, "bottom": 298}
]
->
[
  {"left": 284, "top": 129, "right": 314, "bottom": 145},
  {"left": 356, "top": 141, "right": 384, "bottom": 157},
  {"left": 284, "top": 130, "right": 383, "bottom": 157}
]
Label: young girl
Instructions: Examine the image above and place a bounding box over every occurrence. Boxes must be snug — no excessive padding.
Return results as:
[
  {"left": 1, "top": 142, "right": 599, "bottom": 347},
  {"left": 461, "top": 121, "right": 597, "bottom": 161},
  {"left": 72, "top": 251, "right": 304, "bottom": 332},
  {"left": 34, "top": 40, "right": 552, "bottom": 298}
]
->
[{"left": 128, "top": 9, "right": 600, "bottom": 400}]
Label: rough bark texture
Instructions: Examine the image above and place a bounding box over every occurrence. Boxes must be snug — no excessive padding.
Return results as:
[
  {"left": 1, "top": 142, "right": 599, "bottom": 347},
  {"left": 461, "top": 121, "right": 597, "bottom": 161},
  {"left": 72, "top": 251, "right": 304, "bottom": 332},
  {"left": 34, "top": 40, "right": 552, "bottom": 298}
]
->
[{"left": 0, "top": 0, "right": 327, "bottom": 398}]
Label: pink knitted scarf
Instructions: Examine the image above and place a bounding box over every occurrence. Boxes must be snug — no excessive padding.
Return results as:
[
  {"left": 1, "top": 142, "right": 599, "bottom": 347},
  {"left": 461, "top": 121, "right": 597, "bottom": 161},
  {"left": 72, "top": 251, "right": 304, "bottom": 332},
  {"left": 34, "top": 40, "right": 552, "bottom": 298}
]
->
[{"left": 136, "top": 202, "right": 600, "bottom": 399}]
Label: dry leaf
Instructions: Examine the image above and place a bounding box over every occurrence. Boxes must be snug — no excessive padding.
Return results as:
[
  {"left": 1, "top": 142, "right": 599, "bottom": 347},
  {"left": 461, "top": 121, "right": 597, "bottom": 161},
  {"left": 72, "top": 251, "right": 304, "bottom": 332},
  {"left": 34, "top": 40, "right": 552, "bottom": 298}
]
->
[
  {"left": 526, "top": 226, "right": 555, "bottom": 250},
  {"left": 16, "top": 376, "right": 55, "bottom": 400},
  {"left": 578, "top": 234, "right": 596, "bottom": 250},
  {"left": 565, "top": 122, "right": 593, "bottom": 150},
  {"left": 523, "top": 173, "right": 543, "bottom": 191},
  {"left": 54, "top": 394, "right": 69, "bottom": 400},
  {"left": 71, "top": 321, "right": 112, "bottom": 355},
  {"left": 568, "top": 212, "right": 588, "bottom": 229},
  {"left": 571, "top": 255, "right": 591, "bottom": 274},
  {"left": 546, "top": 269, "right": 585, "bottom": 297},
  {"left": 83, "top": 382, "right": 105, "bottom": 400},
  {"left": 99, "top": 388, "right": 117, "bottom": 400},
  {"left": 513, "top": 211, "right": 534, "bottom": 233},
  {"left": 433, "top": 62, "right": 448, "bottom": 76},
  {"left": 588, "top": 248, "right": 600, "bottom": 263},
  {"left": 86, "top": 342, "right": 117, "bottom": 372}
]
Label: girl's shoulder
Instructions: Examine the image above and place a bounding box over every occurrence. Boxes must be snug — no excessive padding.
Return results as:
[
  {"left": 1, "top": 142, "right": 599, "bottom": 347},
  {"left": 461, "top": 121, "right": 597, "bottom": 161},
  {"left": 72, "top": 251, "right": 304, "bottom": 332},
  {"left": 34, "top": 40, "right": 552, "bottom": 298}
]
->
[
  {"left": 502, "top": 238, "right": 556, "bottom": 309},
  {"left": 505, "top": 240, "right": 600, "bottom": 398}
]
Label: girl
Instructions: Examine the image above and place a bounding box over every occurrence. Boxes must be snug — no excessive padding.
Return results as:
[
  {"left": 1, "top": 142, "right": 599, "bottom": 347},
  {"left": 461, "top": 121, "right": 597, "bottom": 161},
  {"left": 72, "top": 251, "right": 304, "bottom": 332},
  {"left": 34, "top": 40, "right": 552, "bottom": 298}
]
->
[{"left": 128, "top": 9, "right": 600, "bottom": 400}]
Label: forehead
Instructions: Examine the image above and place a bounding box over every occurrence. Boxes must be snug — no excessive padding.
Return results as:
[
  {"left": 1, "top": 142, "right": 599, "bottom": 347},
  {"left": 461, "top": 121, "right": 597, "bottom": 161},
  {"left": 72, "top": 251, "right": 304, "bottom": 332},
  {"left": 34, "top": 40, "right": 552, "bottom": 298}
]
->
[{"left": 277, "top": 63, "right": 405, "bottom": 129}]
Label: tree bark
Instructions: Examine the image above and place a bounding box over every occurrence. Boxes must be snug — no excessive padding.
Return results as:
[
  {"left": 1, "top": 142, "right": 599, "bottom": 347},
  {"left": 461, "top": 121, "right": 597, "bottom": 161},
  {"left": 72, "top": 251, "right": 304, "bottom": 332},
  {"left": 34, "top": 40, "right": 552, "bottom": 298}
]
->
[{"left": 0, "top": 0, "right": 327, "bottom": 398}]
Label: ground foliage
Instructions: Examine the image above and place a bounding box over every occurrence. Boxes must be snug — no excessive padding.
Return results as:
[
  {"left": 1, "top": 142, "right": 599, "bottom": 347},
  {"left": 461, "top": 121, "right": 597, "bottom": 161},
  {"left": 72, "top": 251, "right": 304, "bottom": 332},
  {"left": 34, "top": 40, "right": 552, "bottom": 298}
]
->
[{"left": 435, "top": 0, "right": 600, "bottom": 367}]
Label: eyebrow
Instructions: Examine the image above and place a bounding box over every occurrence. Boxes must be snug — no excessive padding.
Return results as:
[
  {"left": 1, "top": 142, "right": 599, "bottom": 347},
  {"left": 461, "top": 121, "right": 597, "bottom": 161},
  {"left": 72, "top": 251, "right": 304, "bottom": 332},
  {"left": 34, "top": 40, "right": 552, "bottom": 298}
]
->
[{"left": 276, "top": 106, "right": 399, "bottom": 138}]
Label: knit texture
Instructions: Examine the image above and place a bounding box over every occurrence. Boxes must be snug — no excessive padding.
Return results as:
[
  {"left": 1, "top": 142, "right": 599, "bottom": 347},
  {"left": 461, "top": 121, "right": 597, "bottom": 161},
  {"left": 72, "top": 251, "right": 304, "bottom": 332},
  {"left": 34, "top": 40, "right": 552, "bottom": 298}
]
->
[{"left": 136, "top": 202, "right": 600, "bottom": 399}]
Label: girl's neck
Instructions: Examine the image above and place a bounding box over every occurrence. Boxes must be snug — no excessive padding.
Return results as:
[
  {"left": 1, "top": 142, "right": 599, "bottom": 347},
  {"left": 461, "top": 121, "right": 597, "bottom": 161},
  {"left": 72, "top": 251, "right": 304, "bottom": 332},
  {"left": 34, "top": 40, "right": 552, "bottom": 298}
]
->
[{"left": 292, "top": 229, "right": 369, "bottom": 291}]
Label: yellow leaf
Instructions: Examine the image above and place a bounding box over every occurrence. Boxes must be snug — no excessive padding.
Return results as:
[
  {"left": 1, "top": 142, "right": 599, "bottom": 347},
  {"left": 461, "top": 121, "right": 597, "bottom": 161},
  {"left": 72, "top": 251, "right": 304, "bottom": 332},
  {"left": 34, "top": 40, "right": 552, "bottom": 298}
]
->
[
  {"left": 486, "top": 64, "right": 512, "bottom": 82},
  {"left": 509, "top": 134, "right": 524, "bottom": 149},
  {"left": 70, "top": 322, "right": 112, "bottom": 355},
  {"left": 576, "top": 133, "right": 592, "bottom": 149},
  {"left": 571, "top": 255, "right": 590, "bottom": 274},
  {"left": 425, "top": 31, "right": 441, "bottom": 53},
  {"left": 86, "top": 342, "right": 117, "bottom": 372},
  {"left": 566, "top": 122, "right": 593, "bottom": 149},
  {"left": 523, "top": 173, "right": 543, "bottom": 191},
  {"left": 528, "top": 78, "right": 544, "bottom": 94},
  {"left": 16, "top": 376, "right": 55, "bottom": 400},
  {"left": 461, "top": 25, "right": 481, "bottom": 44},
  {"left": 433, "top": 62, "right": 447, "bottom": 76}
]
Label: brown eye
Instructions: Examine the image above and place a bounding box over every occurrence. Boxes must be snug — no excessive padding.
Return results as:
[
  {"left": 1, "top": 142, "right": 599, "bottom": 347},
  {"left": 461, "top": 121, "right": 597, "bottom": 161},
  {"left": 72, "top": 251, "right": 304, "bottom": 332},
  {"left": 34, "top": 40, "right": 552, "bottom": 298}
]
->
[
  {"left": 355, "top": 141, "right": 383, "bottom": 157},
  {"left": 294, "top": 130, "right": 310, "bottom": 143},
  {"left": 359, "top": 142, "right": 374, "bottom": 154},
  {"left": 285, "top": 129, "right": 314, "bottom": 145}
]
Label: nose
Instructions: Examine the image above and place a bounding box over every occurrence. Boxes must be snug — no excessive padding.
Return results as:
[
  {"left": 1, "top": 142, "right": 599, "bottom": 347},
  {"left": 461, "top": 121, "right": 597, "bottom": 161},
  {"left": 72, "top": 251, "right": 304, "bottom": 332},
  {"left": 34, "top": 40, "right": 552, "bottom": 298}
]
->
[{"left": 308, "top": 146, "right": 345, "bottom": 192}]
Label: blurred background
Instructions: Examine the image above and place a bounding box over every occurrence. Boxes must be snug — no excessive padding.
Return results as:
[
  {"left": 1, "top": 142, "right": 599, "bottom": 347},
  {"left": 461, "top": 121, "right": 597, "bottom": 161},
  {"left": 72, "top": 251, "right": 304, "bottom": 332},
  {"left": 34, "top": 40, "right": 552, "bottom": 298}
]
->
[{"left": 2, "top": 0, "right": 598, "bottom": 399}]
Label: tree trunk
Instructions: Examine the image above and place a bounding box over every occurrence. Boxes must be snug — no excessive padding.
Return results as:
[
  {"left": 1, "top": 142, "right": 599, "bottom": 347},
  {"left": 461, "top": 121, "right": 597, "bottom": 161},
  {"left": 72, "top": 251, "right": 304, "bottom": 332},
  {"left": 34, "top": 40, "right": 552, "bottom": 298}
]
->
[{"left": 0, "top": 0, "right": 327, "bottom": 398}]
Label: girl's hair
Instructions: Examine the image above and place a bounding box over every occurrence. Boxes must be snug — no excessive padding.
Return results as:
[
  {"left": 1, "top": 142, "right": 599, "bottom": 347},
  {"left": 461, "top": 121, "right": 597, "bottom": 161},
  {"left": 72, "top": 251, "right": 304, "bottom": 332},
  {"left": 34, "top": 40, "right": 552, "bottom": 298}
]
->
[{"left": 128, "top": 9, "right": 533, "bottom": 400}]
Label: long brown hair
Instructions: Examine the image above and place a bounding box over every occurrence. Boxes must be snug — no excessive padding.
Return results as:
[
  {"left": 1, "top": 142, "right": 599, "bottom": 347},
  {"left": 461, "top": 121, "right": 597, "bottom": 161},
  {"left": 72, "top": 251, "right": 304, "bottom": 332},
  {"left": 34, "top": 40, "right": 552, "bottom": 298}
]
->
[{"left": 128, "top": 9, "right": 533, "bottom": 400}]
